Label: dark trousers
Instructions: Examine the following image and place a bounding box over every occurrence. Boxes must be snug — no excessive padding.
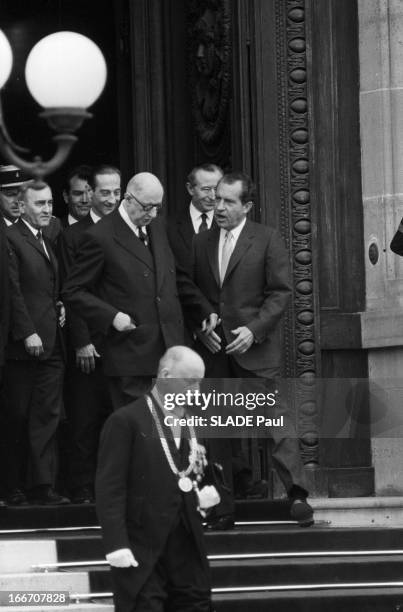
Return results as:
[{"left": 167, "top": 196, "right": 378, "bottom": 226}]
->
[
  {"left": 64, "top": 361, "right": 112, "bottom": 490},
  {"left": 111, "top": 515, "right": 212, "bottom": 612},
  {"left": 107, "top": 375, "right": 153, "bottom": 411},
  {"left": 2, "top": 345, "right": 64, "bottom": 490},
  {"left": 196, "top": 337, "right": 308, "bottom": 515}
]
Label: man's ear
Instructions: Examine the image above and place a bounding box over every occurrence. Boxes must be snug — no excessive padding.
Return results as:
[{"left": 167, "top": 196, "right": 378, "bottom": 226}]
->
[
  {"left": 244, "top": 200, "right": 253, "bottom": 213},
  {"left": 62, "top": 190, "right": 69, "bottom": 205},
  {"left": 186, "top": 182, "right": 194, "bottom": 198}
]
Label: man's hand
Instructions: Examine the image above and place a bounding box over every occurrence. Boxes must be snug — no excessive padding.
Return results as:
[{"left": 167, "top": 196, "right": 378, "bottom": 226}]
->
[
  {"left": 106, "top": 548, "right": 138, "bottom": 568},
  {"left": 24, "top": 333, "right": 44, "bottom": 357},
  {"left": 57, "top": 302, "right": 66, "bottom": 328},
  {"left": 196, "top": 328, "right": 222, "bottom": 354},
  {"left": 225, "top": 326, "right": 254, "bottom": 355},
  {"left": 112, "top": 312, "right": 136, "bottom": 332},
  {"left": 201, "top": 313, "right": 220, "bottom": 334},
  {"left": 75, "top": 344, "right": 101, "bottom": 374}
]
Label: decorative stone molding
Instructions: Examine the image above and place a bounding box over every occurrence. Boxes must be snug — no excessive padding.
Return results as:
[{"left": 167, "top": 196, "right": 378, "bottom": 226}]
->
[
  {"left": 188, "top": 0, "right": 232, "bottom": 145},
  {"left": 276, "top": 0, "right": 320, "bottom": 464}
]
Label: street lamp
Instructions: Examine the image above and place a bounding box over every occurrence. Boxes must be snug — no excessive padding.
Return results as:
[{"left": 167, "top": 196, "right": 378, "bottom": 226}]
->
[{"left": 0, "top": 30, "right": 107, "bottom": 180}]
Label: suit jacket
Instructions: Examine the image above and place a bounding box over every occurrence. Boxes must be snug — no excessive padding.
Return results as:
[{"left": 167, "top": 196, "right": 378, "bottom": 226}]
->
[
  {"left": 188, "top": 219, "right": 292, "bottom": 373},
  {"left": 6, "top": 219, "right": 64, "bottom": 361},
  {"left": 390, "top": 221, "right": 403, "bottom": 256},
  {"left": 167, "top": 209, "right": 195, "bottom": 273},
  {"left": 62, "top": 210, "right": 185, "bottom": 376},
  {"left": 58, "top": 214, "right": 95, "bottom": 350},
  {"left": 167, "top": 208, "right": 217, "bottom": 273},
  {"left": 0, "top": 220, "right": 10, "bottom": 367},
  {"left": 95, "top": 397, "right": 208, "bottom": 596}
]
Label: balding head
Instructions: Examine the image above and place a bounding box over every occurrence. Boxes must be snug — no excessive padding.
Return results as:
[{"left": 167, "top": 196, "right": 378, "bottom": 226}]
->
[
  {"left": 127, "top": 172, "right": 164, "bottom": 204},
  {"left": 158, "top": 346, "right": 205, "bottom": 379},
  {"left": 123, "top": 172, "right": 164, "bottom": 227},
  {"left": 155, "top": 346, "right": 205, "bottom": 402}
]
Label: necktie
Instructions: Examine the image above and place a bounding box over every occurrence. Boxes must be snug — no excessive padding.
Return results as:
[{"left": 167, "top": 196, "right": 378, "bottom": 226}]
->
[
  {"left": 36, "top": 229, "right": 49, "bottom": 259},
  {"left": 138, "top": 226, "right": 149, "bottom": 248},
  {"left": 220, "top": 231, "right": 234, "bottom": 285},
  {"left": 198, "top": 213, "right": 208, "bottom": 233}
]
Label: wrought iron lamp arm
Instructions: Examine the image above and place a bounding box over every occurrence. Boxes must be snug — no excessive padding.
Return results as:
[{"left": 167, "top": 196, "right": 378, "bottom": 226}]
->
[{"left": 0, "top": 93, "right": 91, "bottom": 181}]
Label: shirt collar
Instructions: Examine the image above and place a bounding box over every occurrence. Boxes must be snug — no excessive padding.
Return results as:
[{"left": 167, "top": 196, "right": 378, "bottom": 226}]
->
[
  {"left": 68, "top": 213, "right": 79, "bottom": 225},
  {"left": 118, "top": 202, "right": 147, "bottom": 236},
  {"left": 189, "top": 202, "right": 214, "bottom": 226},
  {"left": 219, "top": 216, "right": 247, "bottom": 241},
  {"left": 90, "top": 208, "right": 102, "bottom": 224},
  {"left": 21, "top": 217, "right": 41, "bottom": 236}
]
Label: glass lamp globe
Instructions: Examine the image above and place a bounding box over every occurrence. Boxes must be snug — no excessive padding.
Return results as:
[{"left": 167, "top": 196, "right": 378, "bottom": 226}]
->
[
  {"left": 25, "top": 31, "right": 107, "bottom": 109},
  {"left": 0, "top": 30, "right": 13, "bottom": 89}
]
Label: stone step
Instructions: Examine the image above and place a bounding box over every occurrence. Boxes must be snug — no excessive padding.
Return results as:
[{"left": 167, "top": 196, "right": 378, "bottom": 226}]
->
[
  {"left": 0, "top": 540, "right": 57, "bottom": 573},
  {"left": 53, "top": 525, "right": 403, "bottom": 561},
  {"left": 0, "top": 572, "right": 89, "bottom": 593},
  {"left": 212, "top": 586, "right": 403, "bottom": 611},
  {"left": 84, "top": 553, "right": 403, "bottom": 592}
]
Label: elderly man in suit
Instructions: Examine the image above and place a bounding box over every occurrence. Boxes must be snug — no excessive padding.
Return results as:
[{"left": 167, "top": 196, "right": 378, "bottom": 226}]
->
[
  {"left": 96, "top": 345, "right": 212, "bottom": 612},
  {"left": 58, "top": 165, "right": 120, "bottom": 503},
  {"left": 3, "top": 181, "right": 69, "bottom": 505},
  {"left": 181, "top": 171, "right": 314, "bottom": 529},
  {"left": 63, "top": 172, "right": 200, "bottom": 410}
]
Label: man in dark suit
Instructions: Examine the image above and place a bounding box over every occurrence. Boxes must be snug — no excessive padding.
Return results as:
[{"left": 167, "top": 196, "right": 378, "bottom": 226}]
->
[
  {"left": 183, "top": 172, "right": 314, "bottom": 529},
  {"left": 63, "top": 172, "right": 193, "bottom": 409},
  {"left": 96, "top": 345, "right": 212, "bottom": 612},
  {"left": 3, "top": 181, "right": 69, "bottom": 505},
  {"left": 167, "top": 163, "right": 223, "bottom": 272},
  {"left": 60, "top": 165, "right": 93, "bottom": 228},
  {"left": 58, "top": 165, "right": 120, "bottom": 503}
]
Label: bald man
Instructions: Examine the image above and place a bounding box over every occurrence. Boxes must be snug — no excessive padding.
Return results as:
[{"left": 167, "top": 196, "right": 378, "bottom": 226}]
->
[
  {"left": 96, "top": 346, "right": 212, "bottom": 612},
  {"left": 62, "top": 173, "right": 187, "bottom": 409}
]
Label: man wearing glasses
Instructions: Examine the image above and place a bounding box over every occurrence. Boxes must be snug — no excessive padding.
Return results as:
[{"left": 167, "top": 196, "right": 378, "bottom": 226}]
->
[{"left": 63, "top": 172, "right": 188, "bottom": 410}]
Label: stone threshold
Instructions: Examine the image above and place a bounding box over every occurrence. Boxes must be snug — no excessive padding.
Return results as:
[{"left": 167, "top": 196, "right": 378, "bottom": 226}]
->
[{"left": 311, "top": 497, "right": 403, "bottom": 527}]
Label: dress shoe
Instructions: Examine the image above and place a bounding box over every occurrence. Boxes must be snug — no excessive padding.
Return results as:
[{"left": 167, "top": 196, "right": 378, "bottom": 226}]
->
[
  {"left": 7, "top": 488, "right": 28, "bottom": 506},
  {"left": 205, "top": 514, "right": 235, "bottom": 531},
  {"left": 236, "top": 479, "right": 268, "bottom": 500},
  {"left": 290, "top": 499, "right": 314, "bottom": 527},
  {"left": 71, "top": 486, "right": 95, "bottom": 504},
  {"left": 30, "top": 486, "right": 70, "bottom": 506}
]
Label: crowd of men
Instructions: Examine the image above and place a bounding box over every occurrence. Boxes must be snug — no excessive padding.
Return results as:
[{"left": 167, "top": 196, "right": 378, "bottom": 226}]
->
[{"left": 0, "top": 161, "right": 314, "bottom": 530}]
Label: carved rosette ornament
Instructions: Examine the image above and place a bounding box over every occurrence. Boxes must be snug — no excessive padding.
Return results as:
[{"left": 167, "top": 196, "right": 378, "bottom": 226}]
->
[
  {"left": 276, "top": 0, "right": 319, "bottom": 465},
  {"left": 188, "top": 0, "right": 231, "bottom": 145}
]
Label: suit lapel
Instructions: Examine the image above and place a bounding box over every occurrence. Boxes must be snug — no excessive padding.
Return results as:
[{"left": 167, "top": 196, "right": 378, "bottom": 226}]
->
[
  {"left": 149, "top": 221, "right": 168, "bottom": 293},
  {"left": 111, "top": 211, "right": 154, "bottom": 271},
  {"left": 222, "top": 220, "right": 254, "bottom": 283},
  {"left": 177, "top": 211, "right": 194, "bottom": 251},
  {"left": 17, "top": 219, "right": 55, "bottom": 269},
  {"left": 207, "top": 227, "right": 221, "bottom": 287}
]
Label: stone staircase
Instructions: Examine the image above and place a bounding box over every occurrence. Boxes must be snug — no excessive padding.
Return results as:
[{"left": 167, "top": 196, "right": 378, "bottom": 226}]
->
[{"left": 1, "top": 500, "right": 403, "bottom": 611}]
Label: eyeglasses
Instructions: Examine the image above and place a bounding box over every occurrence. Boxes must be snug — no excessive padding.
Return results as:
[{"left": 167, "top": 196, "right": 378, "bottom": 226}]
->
[{"left": 125, "top": 192, "right": 162, "bottom": 213}]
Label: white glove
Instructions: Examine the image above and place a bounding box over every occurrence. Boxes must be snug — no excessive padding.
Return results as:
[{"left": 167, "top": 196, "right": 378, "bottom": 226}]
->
[
  {"left": 106, "top": 548, "right": 138, "bottom": 568},
  {"left": 197, "top": 485, "right": 221, "bottom": 510}
]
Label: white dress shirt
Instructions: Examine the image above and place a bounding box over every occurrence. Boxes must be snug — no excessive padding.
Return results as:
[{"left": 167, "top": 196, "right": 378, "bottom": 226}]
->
[
  {"left": 189, "top": 203, "right": 214, "bottom": 234},
  {"left": 218, "top": 217, "right": 246, "bottom": 279},
  {"left": 90, "top": 209, "right": 102, "bottom": 224},
  {"left": 118, "top": 203, "right": 148, "bottom": 239}
]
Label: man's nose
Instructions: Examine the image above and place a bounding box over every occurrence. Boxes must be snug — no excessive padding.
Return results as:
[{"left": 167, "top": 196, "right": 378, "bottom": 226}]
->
[{"left": 82, "top": 191, "right": 90, "bottom": 203}]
